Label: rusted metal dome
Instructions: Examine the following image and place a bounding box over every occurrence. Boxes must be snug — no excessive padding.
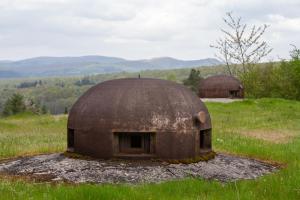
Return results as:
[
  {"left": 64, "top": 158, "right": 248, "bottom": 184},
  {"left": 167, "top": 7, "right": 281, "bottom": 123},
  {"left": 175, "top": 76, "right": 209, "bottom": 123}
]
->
[
  {"left": 68, "top": 78, "right": 212, "bottom": 160},
  {"left": 198, "top": 75, "right": 244, "bottom": 98}
]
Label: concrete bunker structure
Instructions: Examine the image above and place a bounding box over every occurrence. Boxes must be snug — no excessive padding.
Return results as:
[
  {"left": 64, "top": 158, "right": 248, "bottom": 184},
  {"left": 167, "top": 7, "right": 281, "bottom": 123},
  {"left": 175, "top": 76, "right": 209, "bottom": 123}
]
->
[
  {"left": 198, "top": 75, "right": 244, "bottom": 98},
  {"left": 67, "top": 78, "right": 212, "bottom": 160}
]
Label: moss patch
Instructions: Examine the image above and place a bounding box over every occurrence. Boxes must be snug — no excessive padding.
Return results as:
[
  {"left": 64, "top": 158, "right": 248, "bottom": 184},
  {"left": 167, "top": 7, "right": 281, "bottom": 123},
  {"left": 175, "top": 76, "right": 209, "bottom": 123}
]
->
[{"left": 166, "top": 151, "right": 216, "bottom": 164}]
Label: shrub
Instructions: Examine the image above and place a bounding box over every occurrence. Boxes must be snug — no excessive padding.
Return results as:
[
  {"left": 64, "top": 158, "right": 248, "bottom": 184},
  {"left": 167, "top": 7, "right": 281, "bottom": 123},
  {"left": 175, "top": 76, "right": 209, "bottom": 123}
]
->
[
  {"left": 183, "top": 69, "right": 203, "bottom": 92},
  {"left": 2, "top": 94, "right": 26, "bottom": 116}
]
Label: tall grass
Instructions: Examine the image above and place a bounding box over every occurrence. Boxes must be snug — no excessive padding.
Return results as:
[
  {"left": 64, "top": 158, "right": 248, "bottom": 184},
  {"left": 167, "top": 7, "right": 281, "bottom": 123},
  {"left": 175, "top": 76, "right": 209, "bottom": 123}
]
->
[
  {"left": 0, "top": 98, "right": 300, "bottom": 199},
  {"left": 0, "top": 113, "right": 66, "bottom": 159}
]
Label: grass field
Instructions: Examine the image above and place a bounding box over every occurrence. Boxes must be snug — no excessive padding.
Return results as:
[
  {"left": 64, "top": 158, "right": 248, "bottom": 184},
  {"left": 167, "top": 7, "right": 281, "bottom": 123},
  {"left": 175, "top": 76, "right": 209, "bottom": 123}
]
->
[{"left": 0, "top": 98, "right": 300, "bottom": 199}]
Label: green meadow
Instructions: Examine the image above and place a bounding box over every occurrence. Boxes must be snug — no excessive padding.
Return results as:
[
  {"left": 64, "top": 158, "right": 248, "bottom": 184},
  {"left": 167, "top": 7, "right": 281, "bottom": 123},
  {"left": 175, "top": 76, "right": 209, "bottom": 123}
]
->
[{"left": 0, "top": 98, "right": 300, "bottom": 199}]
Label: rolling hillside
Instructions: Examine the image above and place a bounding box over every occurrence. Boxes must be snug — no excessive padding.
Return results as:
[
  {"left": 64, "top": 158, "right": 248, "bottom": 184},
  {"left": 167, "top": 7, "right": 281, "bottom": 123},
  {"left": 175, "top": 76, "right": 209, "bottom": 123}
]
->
[{"left": 0, "top": 56, "right": 221, "bottom": 78}]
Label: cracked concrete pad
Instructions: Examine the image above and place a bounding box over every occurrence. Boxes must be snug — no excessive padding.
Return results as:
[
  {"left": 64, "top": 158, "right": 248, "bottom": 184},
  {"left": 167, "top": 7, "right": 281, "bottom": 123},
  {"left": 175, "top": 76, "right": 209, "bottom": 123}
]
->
[{"left": 0, "top": 153, "right": 278, "bottom": 184}]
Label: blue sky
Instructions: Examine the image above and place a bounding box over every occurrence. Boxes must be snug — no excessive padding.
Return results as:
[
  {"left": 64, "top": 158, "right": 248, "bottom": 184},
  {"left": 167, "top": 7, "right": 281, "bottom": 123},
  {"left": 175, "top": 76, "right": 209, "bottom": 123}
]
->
[{"left": 0, "top": 0, "right": 299, "bottom": 60}]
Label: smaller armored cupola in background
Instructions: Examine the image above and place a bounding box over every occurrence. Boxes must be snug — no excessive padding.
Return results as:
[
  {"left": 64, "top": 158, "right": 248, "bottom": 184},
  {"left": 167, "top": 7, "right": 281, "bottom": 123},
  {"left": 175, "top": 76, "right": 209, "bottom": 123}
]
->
[{"left": 198, "top": 75, "right": 244, "bottom": 98}]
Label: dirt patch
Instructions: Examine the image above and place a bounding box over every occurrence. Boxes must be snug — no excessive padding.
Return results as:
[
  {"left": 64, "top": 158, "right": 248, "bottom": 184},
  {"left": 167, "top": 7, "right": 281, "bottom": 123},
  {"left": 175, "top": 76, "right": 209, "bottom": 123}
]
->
[
  {"left": 0, "top": 153, "right": 277, "bottom": 184},
  {"left": 241, "top": 130, "right": 295, "bottom": 144},
  {"left": 201, "top": 98, "right": 243, "bottom": 103},
  {"left": 52, "top": 114, "right": 66, "bottom": 121}
]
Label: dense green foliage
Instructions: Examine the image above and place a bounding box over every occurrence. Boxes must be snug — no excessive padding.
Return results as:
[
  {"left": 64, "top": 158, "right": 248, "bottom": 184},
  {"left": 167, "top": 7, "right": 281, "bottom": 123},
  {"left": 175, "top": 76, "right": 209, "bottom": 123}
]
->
[
  {"left": 0, "top": 99, "right": 299, "bottom": 199},
  {"left": 240, "top": 53, "right": 300, "bottom": 100}
]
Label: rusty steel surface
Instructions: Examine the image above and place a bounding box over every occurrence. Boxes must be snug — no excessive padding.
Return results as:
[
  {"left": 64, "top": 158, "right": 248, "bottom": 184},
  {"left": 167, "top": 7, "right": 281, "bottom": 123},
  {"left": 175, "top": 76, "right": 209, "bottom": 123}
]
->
[
  {"left": 198, "top": 75, "right": 244, "bottom": 98},
  {"left": 68, "top": 78, "right": 212, "bottom": 160}
]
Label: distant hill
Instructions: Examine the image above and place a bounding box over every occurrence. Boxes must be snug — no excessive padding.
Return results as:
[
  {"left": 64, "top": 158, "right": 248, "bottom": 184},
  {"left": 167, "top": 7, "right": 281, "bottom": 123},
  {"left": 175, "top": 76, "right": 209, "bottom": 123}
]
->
[
  {"left": 0, "top": 70, "right": 22, "bottom": 78},
  {"left": 0, "top": 55, "right": 221, "bottom": 78}
]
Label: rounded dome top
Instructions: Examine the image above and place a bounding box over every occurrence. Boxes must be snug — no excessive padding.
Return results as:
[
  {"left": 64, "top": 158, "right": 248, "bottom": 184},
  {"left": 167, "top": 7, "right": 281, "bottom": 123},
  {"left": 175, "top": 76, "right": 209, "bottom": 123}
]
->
[
  {"left": 200, "top": 75, "right": 243, "bottom": 90},
  {"left": 68, "top": 78, "right": 211, "bottom": 132}
]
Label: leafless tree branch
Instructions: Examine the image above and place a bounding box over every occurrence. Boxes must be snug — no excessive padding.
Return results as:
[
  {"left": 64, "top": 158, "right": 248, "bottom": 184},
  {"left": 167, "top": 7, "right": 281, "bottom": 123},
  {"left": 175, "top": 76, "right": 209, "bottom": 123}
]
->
[{"left": 210, "top": 12, "right": 272, "bottom": 75}]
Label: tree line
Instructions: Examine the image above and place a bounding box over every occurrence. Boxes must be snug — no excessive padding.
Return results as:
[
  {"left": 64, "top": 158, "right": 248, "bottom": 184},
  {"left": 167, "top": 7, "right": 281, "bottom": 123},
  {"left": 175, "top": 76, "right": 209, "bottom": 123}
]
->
[{"left": 2, "top": 94, "right": 48, "bottom": 116}]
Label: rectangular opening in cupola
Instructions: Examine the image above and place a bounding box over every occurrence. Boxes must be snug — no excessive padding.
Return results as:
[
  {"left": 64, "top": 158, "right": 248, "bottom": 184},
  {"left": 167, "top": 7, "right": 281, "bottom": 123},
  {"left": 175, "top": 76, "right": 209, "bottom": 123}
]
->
[
  {"left": 200, "top": 129, "right": 212, "bottom": 151},
  {"left": 229, "top": 90, "right": 239, "bottom": 98},
  {"left": 114, "top": 132, "right": 155, "bottom": 155},
  {"left": 67, "top": 128, "right": 75, "bottom": 152}
]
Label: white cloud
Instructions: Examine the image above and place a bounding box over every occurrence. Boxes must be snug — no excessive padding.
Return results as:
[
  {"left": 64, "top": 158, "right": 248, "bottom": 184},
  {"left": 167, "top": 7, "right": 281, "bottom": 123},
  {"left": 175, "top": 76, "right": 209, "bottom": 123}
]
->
[
  {"left": 0, "top": 0, "right": 299, "bottom": 60},
  {"left": 268, "top": 14, "right": 300, "bottom": 32}
]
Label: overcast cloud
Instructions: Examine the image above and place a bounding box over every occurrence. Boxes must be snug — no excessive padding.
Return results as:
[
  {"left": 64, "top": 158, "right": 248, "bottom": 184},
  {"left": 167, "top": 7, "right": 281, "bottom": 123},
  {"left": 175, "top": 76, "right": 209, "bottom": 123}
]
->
[{"left": 0, "top": 0, "right": 299, "bottom": 60}]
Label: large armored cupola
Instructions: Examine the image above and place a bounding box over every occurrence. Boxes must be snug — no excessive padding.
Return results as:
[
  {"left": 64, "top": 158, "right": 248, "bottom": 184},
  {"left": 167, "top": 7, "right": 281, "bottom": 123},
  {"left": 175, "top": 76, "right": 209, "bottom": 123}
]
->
[{"left": 68, "top": 78, "right": 212, "bottom": 160}]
